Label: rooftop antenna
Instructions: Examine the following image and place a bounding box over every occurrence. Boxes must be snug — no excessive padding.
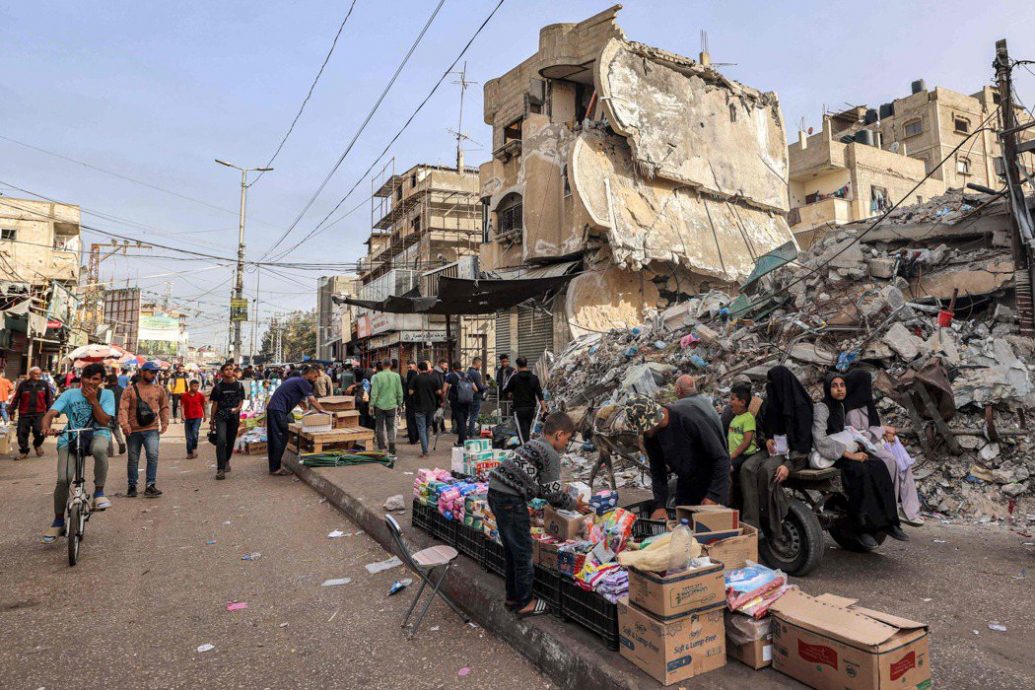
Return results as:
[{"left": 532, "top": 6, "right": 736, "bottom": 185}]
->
[
  {"left": 448, "top": 61, "right": 479, "bottom": 172},
  {"left": 698, "top": 29, "right": 736, "bottom": 68}
]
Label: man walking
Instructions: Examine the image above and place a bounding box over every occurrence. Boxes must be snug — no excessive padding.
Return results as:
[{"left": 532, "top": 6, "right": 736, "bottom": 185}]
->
[
  {"left": 444, "top": 361, "right": 475, "bottom": 446},
  {"left": 266, "top": 365, "right": 328, "bottom": 476},
  {"left": 118, "top": 361, "right": 169, "bottom": 498},
  {"left": 503, "top": 357, "right": 545, "bottom": 443},
  {"left": 467, "top": 357, "right": 487, "bottom": 439},
  {"left": 13, "top": 367, "right": 53, "bottom": 459},
  {"left": 408, "top": 361, "right": 441, "bottom": 458},
  {"left": 432, "top": 359, "right": 448, "bottom": 434},
  {"left": 181, "top": 379, "right": 207, "bottom": 459},
  {"left": 0, "top": 370, "right": 13, "bottom": 424},
  {"left": 167, "top": 364, "right": 189, "bottom": 422},
  {"left": 370, "top": 359, "right": 404, "bottom": 454},
  {"left": 313, "top": 364, "right": 333, "bottom": 398},
  {"left": 105, "top": 373, "right": 127, "bottom": 455},
  {"left": 404, "top": 361, "right": 419, "bottom": 445},
  {"left": 209, "top": 362, "right": 244, "bottom": 480}
]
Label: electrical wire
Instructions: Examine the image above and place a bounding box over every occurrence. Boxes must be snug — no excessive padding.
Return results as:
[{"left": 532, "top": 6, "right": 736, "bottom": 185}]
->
[
  {"left": 260, "top": 0, "right": 447, "bottom": 259},
  {"left": 251, "top": 0, "right": 361, "bottom": 185},
  {"left": 267, "top": 0, "right": 505, "bottom": 262}
]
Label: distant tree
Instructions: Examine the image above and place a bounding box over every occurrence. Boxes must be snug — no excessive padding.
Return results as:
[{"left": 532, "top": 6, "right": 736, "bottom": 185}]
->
[{"left": 258, "top": 309, "right": 317, "bottom": 362}]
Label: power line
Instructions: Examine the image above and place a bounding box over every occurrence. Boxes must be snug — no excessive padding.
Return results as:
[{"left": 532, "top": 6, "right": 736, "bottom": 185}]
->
[
  {"left": 260, "top": 0, "right": 447, "bottom": 260},
  {"left": 251, "top": 0, "right": 361, "bottom": 185},
  {"left": 268, "top": 0, "right": 506, "bottom": 262}
]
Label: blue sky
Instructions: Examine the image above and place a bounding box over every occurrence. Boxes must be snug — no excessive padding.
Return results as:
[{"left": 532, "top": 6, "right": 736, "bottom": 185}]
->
[{"left": 2, "top": 0, "right": 1034, "bottom": 347}]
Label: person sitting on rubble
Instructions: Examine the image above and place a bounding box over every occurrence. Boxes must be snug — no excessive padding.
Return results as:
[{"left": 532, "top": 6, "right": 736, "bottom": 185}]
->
[
  {"left": 842, "top": 370, "right": 924, "bottom": 526},
  {"left": 813, "top": 372, "right": 910, "bottom": 548},
  {"left": 637, "top": 392, "right": 731, "bottom": 521}
]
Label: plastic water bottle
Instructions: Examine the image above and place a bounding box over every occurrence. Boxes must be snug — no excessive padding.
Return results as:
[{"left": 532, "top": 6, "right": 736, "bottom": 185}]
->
[{"left": 667, "top": 518, "right": 693, "bottom": 574}]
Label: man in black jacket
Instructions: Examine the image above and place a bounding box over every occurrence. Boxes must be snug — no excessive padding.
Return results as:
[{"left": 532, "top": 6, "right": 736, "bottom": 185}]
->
[
  {"left": 13, "top": 367, "right": 53, "bottom": 459},
  {"left": 502, "top": 357, "right": 545, "bottom": 443},
  {"left": 404, "top": 361, "right": 419, "bottom": 444}
]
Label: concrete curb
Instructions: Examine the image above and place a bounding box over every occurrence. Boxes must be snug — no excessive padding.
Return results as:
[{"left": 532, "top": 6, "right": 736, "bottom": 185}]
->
[{"left": 283, "top": 451, "right": 648, "bottom": 690}]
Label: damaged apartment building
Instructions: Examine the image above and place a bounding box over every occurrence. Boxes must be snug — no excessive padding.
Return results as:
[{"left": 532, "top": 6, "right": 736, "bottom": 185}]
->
[{"left": 478, "top": 5, "right": 797, "bottom": 365}]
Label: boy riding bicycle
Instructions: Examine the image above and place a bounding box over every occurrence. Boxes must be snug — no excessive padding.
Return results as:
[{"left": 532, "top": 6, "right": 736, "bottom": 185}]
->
[{"left": 39, "top": 362, "right": 116, "bottom": 543}]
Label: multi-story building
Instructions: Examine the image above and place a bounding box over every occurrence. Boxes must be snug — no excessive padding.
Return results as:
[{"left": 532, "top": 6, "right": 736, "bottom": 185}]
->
[
  {"left": 316, "top": 273, "right": 357, "bottom": 361},
  {"left": 351, "top": 161, "right": 491, "bottom": 367},
  {"left": 0, "top": 196, "right": 82, "bottom": 375},
  {"left": 789, "top": 81, "right": 1034, "bottom": 246},
  {"left": 478, "top": 6, "right": 796, "bottom": 364},
  {"left": 103, "top": 287, "right": 188, "bottom": 360}
]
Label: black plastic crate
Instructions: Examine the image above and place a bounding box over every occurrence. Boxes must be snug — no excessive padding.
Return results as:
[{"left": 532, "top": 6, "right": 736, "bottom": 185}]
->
[
  {"left": 532, "top": 566, "right": 563, "bottom": 614},
  {"left": 482, "top": 538, "right": 505, "bottom": 576},
  {"left": 454, "top": 523, "right": 485, "bottom": 561},
  {"left": 560, "top": 579, "right": 619, "bottom": 650},
  {"left": 430, "top": 510, "right": 458, "bottom": 545},
  {"left": 625, "top": 499, "right": 672, "bottom": 541},
  {"left": 411, "top": 499, "right": 433, "bottom": 533}
]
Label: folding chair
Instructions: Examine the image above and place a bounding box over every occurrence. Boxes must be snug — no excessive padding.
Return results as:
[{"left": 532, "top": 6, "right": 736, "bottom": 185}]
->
[{"left": 384, "top": 514, "right": 469, "bottom": 639}]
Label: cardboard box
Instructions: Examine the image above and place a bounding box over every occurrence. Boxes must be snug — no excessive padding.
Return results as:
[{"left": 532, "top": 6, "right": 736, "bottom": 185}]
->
[
  {"left": 618, "top": 600, "right": 727, "bottom": 686},
  {"left": 627, "top": 561, "right": 725, "bottom": 621},
  {"left": 702, "top": 523, "right": 758, "bottom": 572},
  {"left": 675, "top": 505, "right": 740, "bottom": 533},
  {"left": 770, "top": 591, "right": 931, "bottom": 690},
  {"left": 450, "top": 447, "right": 465, "bottom": 474},
  {"left": 539, "top": 540, "right": 563, "bottom": 572},
  {"left": 543, "top": 505, "right": 583, "bottom": 541},
  {"left": 725, "top": 612, "right": 772, "bottom": 669},
  {"left": 301, "top": 413, "right": 332, "bottom": 433}
]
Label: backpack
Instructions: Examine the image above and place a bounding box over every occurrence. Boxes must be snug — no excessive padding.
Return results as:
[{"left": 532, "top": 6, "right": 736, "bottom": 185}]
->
[
  {"left": 456, "top": 372, "right": 476, "bottom": 405},
  {"left": 132, "top": 383, "right": 157, "bottom": 427}
]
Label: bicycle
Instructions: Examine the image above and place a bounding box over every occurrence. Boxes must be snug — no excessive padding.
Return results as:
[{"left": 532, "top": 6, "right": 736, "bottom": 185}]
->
[{"left": 59, "top": 426, "right": 94, "bottom": 566}]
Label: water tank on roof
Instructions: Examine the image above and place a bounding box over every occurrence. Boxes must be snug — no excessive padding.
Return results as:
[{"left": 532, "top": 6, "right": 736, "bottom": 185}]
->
[
  {"left": 855, "top": 129, "right": 876, "bottom": 147},
  {"left": 879, "top": 102, "right": 895, "bottom": 119},
  {"left": 911, "top": 79, "right": 926, "bottom": 94},
  {"left": 864, "top": 109, "right": 878, "bottom": 125}
]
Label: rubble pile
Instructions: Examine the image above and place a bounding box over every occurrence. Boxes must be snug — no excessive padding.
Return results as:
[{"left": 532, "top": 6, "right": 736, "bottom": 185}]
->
[{"left": 546, "top": 190, "right": 1035, "bottom": 525}]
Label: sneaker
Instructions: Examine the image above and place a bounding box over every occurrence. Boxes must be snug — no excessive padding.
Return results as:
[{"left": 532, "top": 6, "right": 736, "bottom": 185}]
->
[
  {"left": 216, "top": 470, "right": 225, "bottom": 480},
  {"left": 118, "top": 443, "right": 127, "bottom": 455},
  {"left": 388, "top": 445, "right": 397, "bottom": 455},
  {"left": 126, "top": 486, "right": 138, "bottom": 498},
  {"left": 42, "top": 520, "right": 66, "bottom": 544},
  {"left": 93, "top": 493, "right": 112, "bottom": 511},
  {"left": 35, "top": 446, "right": 44, "bottom": 457},
  {"left": 144, "top": 484, "right": 163, "bottom": 498}
]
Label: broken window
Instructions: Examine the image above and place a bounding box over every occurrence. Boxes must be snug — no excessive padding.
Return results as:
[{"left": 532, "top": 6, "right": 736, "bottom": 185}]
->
[
  {"left": 956, "top": 156, "right": 971, "bottom": 176},
  {"left": 916, "top": 195, "right": 923, "bottom": 204},
  {"left": 729, "top": 103, "right": 737, "bottom": 122},
  {"left": 503, "top": 121, "right": 522, "bottom": 144},
  {"left": 0, "top": 228, "right": 15, "bottom": 241},
  {"left": 870, "top": 185, "right": 890, "bottom": 213},
  {"left": 903, "top": 118, "right": 923, "bottom": 138},
  {"left": 954, "top": 116, "right": 970, "bottom": 134},
  {"left": 396, "top": 185, "right": 403, "bottom": 202},
  {"left": 411, "top": 215, "right": 422, "bottom": 233},
  {"left": 481, "top": 199, "right": 491, "bottom": 243},
  {"left": 410, "top": 173, "right": 417, "bottom": 188},
  {"left": 496, "top": 193, "right": 523, "bottom": 236},
  {"left": 575, "top": 82, "right": 593, "bottom": 122}
]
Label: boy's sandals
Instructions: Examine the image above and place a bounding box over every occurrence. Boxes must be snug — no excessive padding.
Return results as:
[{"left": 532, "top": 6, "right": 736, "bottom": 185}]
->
[
  {"left": 42, "top": 524, "right": 66, "bottom": 544},
  {"left": 517, "top": 598, "right": 549, "bottom": 618},
  {"left": 270, "top": 468, "right": 291, "bottom": 476}
]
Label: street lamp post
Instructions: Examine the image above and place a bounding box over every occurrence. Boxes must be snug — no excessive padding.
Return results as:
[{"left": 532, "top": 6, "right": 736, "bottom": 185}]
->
[{"left": 215, "top": 159, "right": 272, "bottom": 363}]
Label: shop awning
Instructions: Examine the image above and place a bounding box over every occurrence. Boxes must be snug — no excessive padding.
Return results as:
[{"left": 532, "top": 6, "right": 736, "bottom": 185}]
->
[{"left": 335, "top": 266, "right": 580, "bottom": 315}]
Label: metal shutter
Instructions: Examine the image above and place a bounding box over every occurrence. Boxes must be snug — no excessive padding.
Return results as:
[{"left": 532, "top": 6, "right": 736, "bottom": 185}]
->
[
  {"left": 495, "top": 312, "right": 511, "bottom": 359},
  {"left": 517, "top": 308, "right": 553, "bottom": 368}
]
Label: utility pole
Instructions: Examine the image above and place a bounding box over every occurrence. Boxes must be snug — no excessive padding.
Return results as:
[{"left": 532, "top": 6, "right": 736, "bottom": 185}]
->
[
  {"left": 994, "top": 39, "right": 1035, "bottom": 337},
  {"left": 249, "top": 267, "right": 260, "bottom": 365},
  {"left": 449, "top": 62, "right": 478, "bottom": 173},
  {"left": 215, "top": 159, "right": 273, "bottom": 363}
]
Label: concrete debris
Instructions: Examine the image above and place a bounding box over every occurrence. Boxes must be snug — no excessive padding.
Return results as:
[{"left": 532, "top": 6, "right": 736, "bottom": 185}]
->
[
  {"left": 383, "top": 495, "right": 407, "bottom": 512},
  {"left": 543, "top": 191, "right": 1035, "bottom": 525}
]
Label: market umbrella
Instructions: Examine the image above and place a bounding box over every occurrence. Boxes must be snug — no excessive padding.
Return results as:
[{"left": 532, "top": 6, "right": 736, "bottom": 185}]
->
[{"left": 66, "top": 344, "right": 120, "bottom": 362}]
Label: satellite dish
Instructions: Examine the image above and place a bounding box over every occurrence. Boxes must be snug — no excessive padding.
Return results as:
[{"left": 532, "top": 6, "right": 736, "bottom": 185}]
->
[{"left": 807, "top": 127, "right": 814, "bottom": 135}]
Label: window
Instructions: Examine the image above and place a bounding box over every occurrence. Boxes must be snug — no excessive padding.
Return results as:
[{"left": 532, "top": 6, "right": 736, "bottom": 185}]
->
[
  {"left": 871, "top": 186, "right": 890, "bottom": 213},
  {"left": 496, "top": 193, "right": 523, "bottom": 236},
  {"left": 729, "top": 103, "right": 737, "bottom": 122},
  {"left": 411, "top": 215, "right": 421, "bottom": 233},
  {"left": 503, "top": 121, "right": 522, "bottom": 144},
  {"left": 956, "top": 157, "right": 971, "bottom": 176},
  {"left": 903, "top": 118, "right": 923, "bottom": 138},
  {"left": 916, "top": 195, "right": 923, "bottom": 204},
  {"left": 0, "top": 228, "right": 15, "bottom": 241},
  {"left": 410, "top": 174, "right": 417, "bottom": 187},
  {"left": 954, "top": 116, "right": 970, "bottom": 134}
]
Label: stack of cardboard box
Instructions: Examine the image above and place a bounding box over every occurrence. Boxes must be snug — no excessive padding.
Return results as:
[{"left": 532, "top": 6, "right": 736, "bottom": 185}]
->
[{"left": 617, "top": 512, "right": 735, "bottom": 685}]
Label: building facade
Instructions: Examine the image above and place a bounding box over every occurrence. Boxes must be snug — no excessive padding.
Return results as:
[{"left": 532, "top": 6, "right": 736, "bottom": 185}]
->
[
  {"left": 351, "top": 162, "right": 491, "bottom": 368},
  {"left": 316, "top": 273, "right": 357, "bottom": 361},
  {"left": 789, "top": 81, "right": 1034, "bottom": 246},
  {"left": 0, "top": 197, "right": 82, "bottom": 376},
  {"left": 478, "top": 5, "right": 796, "bottom": 364}
]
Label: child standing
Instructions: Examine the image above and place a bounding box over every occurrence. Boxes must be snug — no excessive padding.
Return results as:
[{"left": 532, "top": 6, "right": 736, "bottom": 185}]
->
[
  {"left": 181, "top": 380, "right": 207, "bottom": 459},
  {"left": 487, "top": 412, "right": 590, "bottom": 617},
  {"left": 727, "top": 382, "right": 758, "bottom": 473}
]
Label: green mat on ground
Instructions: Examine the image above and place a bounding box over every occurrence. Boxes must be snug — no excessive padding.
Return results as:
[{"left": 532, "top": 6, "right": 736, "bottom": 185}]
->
[{"left": 300, "top": 450, "right": 395, "bottom": 469}]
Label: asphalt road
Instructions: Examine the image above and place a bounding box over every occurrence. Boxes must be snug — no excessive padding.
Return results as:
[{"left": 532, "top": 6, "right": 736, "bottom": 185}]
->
[{"left": 0, "top": 423, "right": 550, "bottom": 690}]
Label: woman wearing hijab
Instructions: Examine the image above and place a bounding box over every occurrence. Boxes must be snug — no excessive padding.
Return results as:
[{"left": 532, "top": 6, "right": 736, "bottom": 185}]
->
[
  {"left": 741, "top": 366, "right": 814, "bottom": 538},
  {"left": 842, "top": 370, "right": 924, "bottom": 525},
  {"left": 812, "top": 372, "right": 909, "bottom": 548}
]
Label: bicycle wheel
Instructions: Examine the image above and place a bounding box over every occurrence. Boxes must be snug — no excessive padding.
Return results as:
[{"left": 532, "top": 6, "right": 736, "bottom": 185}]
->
[{"left": 68, "top": 503, "right": 81, "bottom": 566}]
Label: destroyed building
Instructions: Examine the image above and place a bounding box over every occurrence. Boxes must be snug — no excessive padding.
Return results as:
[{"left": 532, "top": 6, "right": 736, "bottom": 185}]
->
[
  {"left": 477, "top": 5, "right": 797, "bottom": 364},
  {"left": 789, "top": 81, "right": 1035, "bottom": 247}
]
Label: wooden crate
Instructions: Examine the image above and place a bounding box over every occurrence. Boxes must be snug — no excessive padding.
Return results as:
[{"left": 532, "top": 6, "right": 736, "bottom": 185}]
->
[
  {"left": 245, "top": 441, "right": 267, "bottom": 455},
  {"left": 317, "top": 396, "right": 356, "bottom": 412},
  {"left": 286, "top": 425, "right": 374, "bottom": 454},
  {"left": 332, "top": 410, "right": 360, "bottom": 429}
]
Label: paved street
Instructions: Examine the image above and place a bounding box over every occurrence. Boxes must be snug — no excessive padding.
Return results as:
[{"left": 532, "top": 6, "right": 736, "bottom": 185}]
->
[{"left": 0, "top": 424, "right": 549, "bottom": 690}]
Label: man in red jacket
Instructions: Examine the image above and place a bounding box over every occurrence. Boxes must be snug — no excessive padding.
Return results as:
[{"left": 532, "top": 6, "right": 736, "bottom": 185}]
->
[{"left": 13, "top": 367, "right": 53, "bottom": 459}]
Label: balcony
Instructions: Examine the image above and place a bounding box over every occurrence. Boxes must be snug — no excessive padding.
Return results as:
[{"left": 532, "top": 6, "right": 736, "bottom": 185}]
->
[{"left": 792, "top": 197, "right": 854, "bottom": 230}]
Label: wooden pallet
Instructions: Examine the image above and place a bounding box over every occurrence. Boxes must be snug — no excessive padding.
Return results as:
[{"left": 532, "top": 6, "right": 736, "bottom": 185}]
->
[
  {"left": 317, "top": 395, "right": 356, "bottom": 412},
  {"left": 286, "top": 425, "right": 374, "bottom": 454}
]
